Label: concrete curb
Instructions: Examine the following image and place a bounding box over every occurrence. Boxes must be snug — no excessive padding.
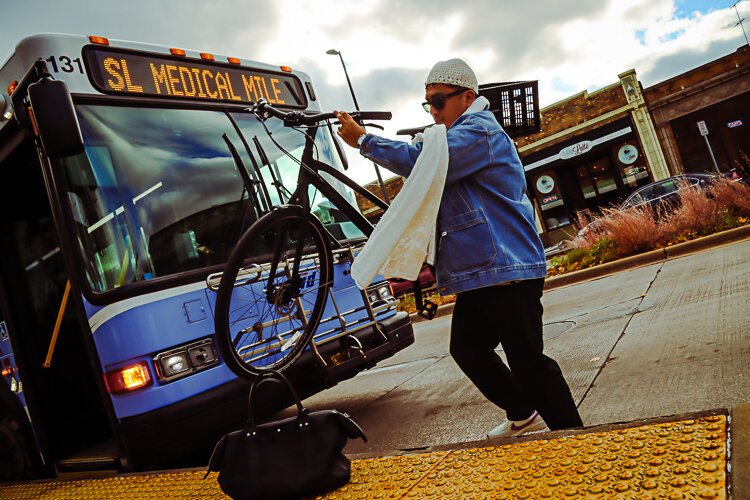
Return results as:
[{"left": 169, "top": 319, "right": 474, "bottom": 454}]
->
[
  {"left": 349, "top": 407, "right": 728, "bottom": 459},
  {"left": 406, "top": 224, "right": 750, "bottom": 321}
]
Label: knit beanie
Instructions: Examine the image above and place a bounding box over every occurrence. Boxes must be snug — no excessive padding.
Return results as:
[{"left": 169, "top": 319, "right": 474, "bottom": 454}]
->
[{"left": 425, "top": 58, "right": 478, "bottom": 93}]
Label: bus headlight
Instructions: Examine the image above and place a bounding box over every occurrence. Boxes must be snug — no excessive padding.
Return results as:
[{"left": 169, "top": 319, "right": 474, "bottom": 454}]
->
[
  {"left": 367, "top": 289, "right": 379, "bottom": 303},
  {"left": 162, "top": 354, "right": 190, "bottom": 377},
  {"left": 188, "top": 344, "right": 218, "bottom": 366},
  {"left": 153, "top": 338, "right": 218, "bottom": 382},
  {"left": 366, "top": 282, "right": 396, "bottom": 307},
  {"left": 377, "top": 284, "right": 394, "bottom": 301}
]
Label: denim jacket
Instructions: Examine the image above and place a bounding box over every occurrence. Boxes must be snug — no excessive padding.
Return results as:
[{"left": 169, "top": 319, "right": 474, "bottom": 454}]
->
[{"left": 359, "top": 109, "right": 546, "bottom": 294}]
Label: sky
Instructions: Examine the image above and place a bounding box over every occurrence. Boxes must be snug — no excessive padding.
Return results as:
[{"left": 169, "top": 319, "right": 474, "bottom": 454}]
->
[{"left": 2, "top": 0, "right": 749, "bottom": 184}]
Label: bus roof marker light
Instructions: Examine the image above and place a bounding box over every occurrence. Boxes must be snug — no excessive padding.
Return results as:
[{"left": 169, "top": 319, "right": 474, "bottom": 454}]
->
[
  {"left": 280, "top": 66, "right": 293, "bottom": 73},
  {"left": 7, "top": 80, "right": 18, "bottom": 95},
  {"left": 89, "top": 36, "right": 110, "bottom": 46},
  {"left": 227, "top": 57, "right": 241, "bottom": 65},
  {"left": 105, "top": 362, "right": 152, "bottom": 393},
  {"left": 200, "top": 52, "right": 215, "bottom": 61},
  {"left": 170, "top": 48, "right": 186, "bottom": 57}
]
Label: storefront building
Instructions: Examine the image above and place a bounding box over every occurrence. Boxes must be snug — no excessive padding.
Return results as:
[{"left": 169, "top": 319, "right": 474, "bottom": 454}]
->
[
  {"left": 515, "top": 70, "right": 669, "bottom": 246},
  {"left": 643, "top": 45, "right": 750, "bottom": 177},
  {"left": 355, "top": 175, "right": 404, "bottom": 223}
]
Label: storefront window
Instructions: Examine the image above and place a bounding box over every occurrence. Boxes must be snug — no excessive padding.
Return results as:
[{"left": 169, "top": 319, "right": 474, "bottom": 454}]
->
[
  {"left": 589, "top": 159, "right": 617, "bottom": 195},
  {"left": 576, "top": 166, "right": 596, "bottom": 199},
  {"left": 532, "top": 172, "right": 570, "bottom": 230},
  {"left": 613, "top": 141, "right": 649, "bottom": 189}
]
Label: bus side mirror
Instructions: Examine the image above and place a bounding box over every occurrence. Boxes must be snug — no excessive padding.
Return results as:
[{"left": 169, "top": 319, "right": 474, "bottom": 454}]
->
[{"left": 27, "top": 78, "right": 85, "bottom": 159}]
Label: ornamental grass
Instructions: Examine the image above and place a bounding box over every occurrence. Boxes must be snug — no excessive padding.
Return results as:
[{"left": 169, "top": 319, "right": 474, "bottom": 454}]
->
[{"left": 549, "top": 177, "right": 750, "bottom": 276}]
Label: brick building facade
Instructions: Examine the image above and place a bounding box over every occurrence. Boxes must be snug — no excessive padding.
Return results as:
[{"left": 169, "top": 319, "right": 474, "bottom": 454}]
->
[
  {"left": 355, "top": 175, "right": 404, "bottom": 222},
  {"left": 643, "top": 45, "right": 750, "bottom": 177},
  {"left": 516, "top": 70, "right": 667, "bottom": 245}
]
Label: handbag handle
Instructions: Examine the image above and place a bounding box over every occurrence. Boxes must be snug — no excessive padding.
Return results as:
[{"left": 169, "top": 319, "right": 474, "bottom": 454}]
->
[{"left": 247, "top": 370, "right": 308, "bottom": 427}]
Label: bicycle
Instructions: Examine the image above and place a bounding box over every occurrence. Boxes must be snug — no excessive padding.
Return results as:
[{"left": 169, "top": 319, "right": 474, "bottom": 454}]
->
[{"left": 213, "top": 98, "right": 392, "bottom": 379}]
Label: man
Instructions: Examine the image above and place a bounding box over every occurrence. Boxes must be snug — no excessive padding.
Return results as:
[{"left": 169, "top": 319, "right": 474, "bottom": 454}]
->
[{"left": 335, "top": 59, "right": 582, "bottom": 437}]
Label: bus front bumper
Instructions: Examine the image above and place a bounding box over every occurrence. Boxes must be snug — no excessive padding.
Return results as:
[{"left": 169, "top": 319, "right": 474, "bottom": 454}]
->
[{"left": 117, "top": 311, "right": 413, "bottom": 469}]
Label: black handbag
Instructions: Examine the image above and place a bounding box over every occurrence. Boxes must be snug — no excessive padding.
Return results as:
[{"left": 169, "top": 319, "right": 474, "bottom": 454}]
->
[{"left": 205, "top": 370, "right": 367, "bottom": 499}]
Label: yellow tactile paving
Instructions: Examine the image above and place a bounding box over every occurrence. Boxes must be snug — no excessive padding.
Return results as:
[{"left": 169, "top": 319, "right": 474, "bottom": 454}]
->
[
  {"left": 324, "top": 415, "right": 728, "bottom": 499},
  {"left": 0, "top": 471, "right": 226, "bottom": 499},
  {"left": 322, "top": 452, "right": 449, "bottom": 499},
  {"left": 0, "top": 415, "right": 727, "bottom": 499}
]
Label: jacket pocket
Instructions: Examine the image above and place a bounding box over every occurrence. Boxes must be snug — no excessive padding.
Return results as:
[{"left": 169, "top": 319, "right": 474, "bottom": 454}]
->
[{"left": 438, "top": 209, "right": 497, "bottom": 274}]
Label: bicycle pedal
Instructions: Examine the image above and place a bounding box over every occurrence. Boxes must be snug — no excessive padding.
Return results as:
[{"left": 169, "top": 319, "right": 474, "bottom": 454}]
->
[{"left": 418, "top": 300, "right": 438, "bottom": 320}]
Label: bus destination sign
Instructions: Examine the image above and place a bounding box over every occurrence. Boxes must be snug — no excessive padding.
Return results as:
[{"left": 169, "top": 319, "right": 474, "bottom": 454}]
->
[{"left": 84, "top": 48, "right": 306, "bottom": 108}]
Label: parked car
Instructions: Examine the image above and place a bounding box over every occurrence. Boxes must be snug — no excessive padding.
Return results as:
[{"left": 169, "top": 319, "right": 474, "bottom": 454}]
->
[
  {"left": 544, "top": 239, "right": 574, "bottom": 259},
  {"left": 618, "top": 173, "right": 717, "bottom": 212}
]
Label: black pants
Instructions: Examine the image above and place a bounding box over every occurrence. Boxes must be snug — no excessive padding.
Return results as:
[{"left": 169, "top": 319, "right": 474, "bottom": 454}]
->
[{"left": 449, "top": 279, "right": 583, "bottom": 430}]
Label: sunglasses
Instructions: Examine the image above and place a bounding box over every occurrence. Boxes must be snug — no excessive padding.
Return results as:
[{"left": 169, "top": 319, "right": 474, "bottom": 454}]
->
[{"left": 422, "top": 88, "right": 467, "bottom": 112}]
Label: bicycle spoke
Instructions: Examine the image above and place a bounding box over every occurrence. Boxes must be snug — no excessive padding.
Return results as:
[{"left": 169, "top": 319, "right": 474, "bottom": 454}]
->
[
  {"left": 226, "top": 266, "right": 324, "bottom": 367},
  {"left": 215, "top": 209, "right": 332, "bottom": 377}
]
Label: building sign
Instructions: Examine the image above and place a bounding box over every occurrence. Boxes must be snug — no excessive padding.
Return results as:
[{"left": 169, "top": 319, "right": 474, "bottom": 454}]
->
[
  {"left": 617, "top": 144, "right": 639, "bottom": 165},
  {"left": 623, "top": 166, "right": 639, "bottom": 176},
  {"left": 524, "top": 126, "right": 632, "bottom": 173},
  {"left": 535, "top": 175, "right": 555, "bottom": 194},
  {"left": 560, "top": 140, "right": 592, "bottom": 160},
  {"left": 697, "top": 120, "right": 709, "bottom": 136},
  {"left": 727, "top": 120, "right": 743, "bottom": 128}
]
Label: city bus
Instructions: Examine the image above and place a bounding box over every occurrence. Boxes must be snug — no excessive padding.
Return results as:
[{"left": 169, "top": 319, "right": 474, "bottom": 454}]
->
[{"left": 0, "top": 33, "right": 413, "bottom": 479}]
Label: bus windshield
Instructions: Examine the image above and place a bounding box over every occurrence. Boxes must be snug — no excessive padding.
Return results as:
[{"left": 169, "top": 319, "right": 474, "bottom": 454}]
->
[{"left": 61, "top": 104, "right": 365, "bottom": 293}]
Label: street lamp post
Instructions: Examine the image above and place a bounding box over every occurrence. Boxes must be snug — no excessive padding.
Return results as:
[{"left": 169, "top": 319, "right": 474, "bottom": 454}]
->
[{"left": 326, "top": 49, "right": 390, "bottom": 204}]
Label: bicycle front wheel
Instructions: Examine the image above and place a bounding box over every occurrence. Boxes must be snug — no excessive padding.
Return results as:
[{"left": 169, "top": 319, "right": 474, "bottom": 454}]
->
[{"left": 214, "top": 207, "right": 332, "bottom": 379}]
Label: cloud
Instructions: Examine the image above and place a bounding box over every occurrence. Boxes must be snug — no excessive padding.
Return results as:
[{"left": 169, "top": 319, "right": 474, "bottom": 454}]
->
[
  {"left": 2, "top": 0, "right": 746, "bottom": 185},
  {"left": 1, "top": 1, "right": 280, "bottom": 57}
]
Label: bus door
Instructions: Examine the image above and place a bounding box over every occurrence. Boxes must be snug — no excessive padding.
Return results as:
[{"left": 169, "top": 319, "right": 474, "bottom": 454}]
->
[{"left": 0, "top": 133, "right": 115, "bottom": 474}]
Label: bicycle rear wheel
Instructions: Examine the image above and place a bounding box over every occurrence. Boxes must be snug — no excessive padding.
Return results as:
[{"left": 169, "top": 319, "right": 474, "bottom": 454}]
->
[{"left": 214, "top": 206, "right": 332, "bottom": 379}]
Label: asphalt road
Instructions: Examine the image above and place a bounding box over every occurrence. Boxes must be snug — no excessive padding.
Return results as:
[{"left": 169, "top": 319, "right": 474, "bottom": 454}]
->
[{"left": 290, "top": 238, "right": 750, "bottom": 456}]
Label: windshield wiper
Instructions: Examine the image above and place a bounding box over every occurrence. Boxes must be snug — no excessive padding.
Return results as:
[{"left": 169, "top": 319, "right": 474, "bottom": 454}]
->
[
  {"left": 252, "top": 136, "right": 293, "bottom": 203},
  {"left": 222, "top": 134, "right": 263, "bottom": 236}
]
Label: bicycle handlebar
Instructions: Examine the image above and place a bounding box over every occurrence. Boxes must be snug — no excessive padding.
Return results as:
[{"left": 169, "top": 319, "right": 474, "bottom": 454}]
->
[{"left": 252, "top": 98, "right": 391, "bottom": 127}]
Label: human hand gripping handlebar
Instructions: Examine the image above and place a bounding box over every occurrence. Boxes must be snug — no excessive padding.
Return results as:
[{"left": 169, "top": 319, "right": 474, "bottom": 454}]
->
[{"left": 251, "top": 98, "right": 391, "bottom": 128}]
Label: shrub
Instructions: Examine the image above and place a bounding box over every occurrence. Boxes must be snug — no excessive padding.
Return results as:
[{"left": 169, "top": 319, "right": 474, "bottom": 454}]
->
[
  {"left": 733, "top": 151, "right": 750, "bottom": 181},
  {"left": 396, "top": 291, "right": 456, "bottom": 314},
  {"left": 548, "top": 238, "right": 618, "bottom": 275},
  {"left": 663, "top": 182, "right": 724, "bottom": 237},
  {"left": 708, "top": 177, "right": 750, "bottom": 215},
  {"left": 551, "top": 175, "right": 750, "bottom": 277},
  {"left": 593, "top": 205, "right": 664, "bottom": 256}
]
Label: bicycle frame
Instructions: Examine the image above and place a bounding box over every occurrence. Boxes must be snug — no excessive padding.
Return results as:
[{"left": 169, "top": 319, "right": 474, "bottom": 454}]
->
[{"left": 283, "top": 124, "right": 389, "bottom": 242}]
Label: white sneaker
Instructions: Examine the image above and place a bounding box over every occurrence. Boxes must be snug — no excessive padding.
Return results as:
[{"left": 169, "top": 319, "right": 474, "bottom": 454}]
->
[{"left": 487, "top": 411, "right": 547, "bottom": 439}]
